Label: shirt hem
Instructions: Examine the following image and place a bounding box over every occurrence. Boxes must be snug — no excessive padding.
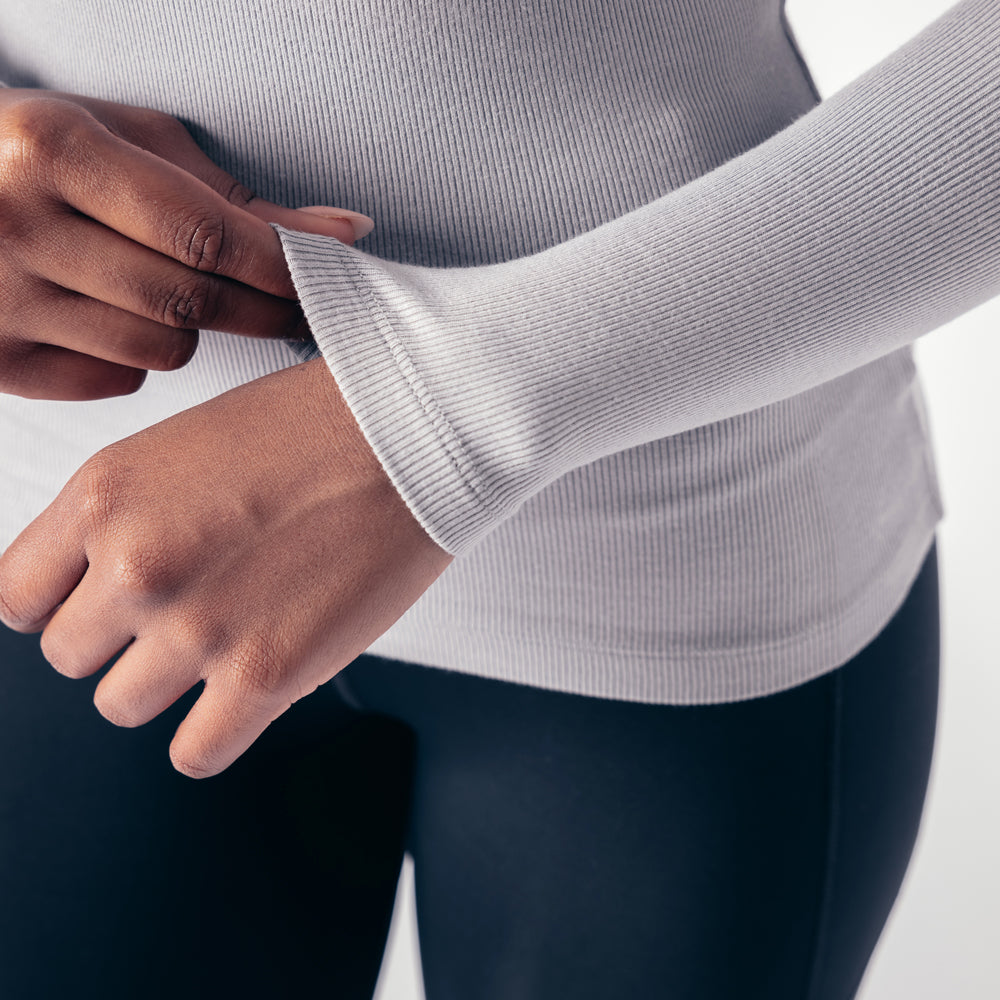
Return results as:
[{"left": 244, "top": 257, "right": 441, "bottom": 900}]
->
[{"left": 363, "top": 505, "right": 942, "bottom": 705}]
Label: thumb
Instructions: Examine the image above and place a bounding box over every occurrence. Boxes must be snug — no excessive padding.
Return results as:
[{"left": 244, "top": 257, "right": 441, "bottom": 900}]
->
[
  {"left": 92, "top": 106, "right": 377, "bottom": 248},
  {"left": 241, "top": 200, "right": 375, "bottom": 246}
]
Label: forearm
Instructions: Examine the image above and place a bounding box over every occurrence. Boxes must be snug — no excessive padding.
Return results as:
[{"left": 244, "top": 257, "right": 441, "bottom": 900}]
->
[{"left": 276, "top": 0, "right": 1000, "bottom": 554}]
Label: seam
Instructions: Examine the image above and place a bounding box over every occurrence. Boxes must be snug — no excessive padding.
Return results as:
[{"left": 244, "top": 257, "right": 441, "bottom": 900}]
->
[
  {"left": 334, "top": 255, "right": 511, "bottom": 520},
  {"left": 806, "top": 665, "right": 844, "bottom": 1000}
]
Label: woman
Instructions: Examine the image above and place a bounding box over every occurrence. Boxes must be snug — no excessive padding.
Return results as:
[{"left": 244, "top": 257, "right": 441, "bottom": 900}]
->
[{"left": 0, "top": 1, "right": 994, "bottom": 996}]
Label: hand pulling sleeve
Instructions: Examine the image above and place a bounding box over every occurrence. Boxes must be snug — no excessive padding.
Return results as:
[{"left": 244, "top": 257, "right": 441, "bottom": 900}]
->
[{"left": 274, "top": 0, "right": 1000, "bottom": 556}]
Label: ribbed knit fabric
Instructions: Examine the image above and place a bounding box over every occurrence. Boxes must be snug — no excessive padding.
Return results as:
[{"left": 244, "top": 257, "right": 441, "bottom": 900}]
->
[{"left": 1, "top": 0, "right": 989, "bottom": 702}]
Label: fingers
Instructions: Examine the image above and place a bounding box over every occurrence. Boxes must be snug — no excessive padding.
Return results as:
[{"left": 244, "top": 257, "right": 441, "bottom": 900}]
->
[
  {"left": 130, "top": 116, "right": 371, "bottom": 246},
  {"left": 39, "top": 571, "right": 134, "bottom": 678},
  {"left": 46, "top": 107, "right": 299, "bottom": 299},
  {"left": 39, "top": 576, "right": 199, "bottom": 727},
  {"left": 169, "top": 670, "right": 291, "bottom": 779},
  {"left": 245, "top": 202, "right": 372, "bottom": 245},
  {"left": 0, "top": 95, "right": 363, "bottom": 402},
  {"left": 66, "top": 624, "right": 298, "bottom": 776},
  {"left": 23, "top": 285, "right": 198, "bottom": 372},
  {"left": 93, "top": 638, "right": 201, "bottom": 729},
  {"left": 0, "top": 341, "right": 147, "bottom": 400},
  {"left": 35, "top": 211, "right": 303, "bottom": 340},
  {"left": 0, "top": 504, "right": 87, "bottom": 632},
  {"left": 37, "top": 93, "right": 373, "bottom": 247}
]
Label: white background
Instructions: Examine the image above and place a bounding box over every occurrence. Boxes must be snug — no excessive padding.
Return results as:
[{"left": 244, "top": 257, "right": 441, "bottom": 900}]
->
[{"left": 372, "top": 2, "right": 1000, "bottom": 996}]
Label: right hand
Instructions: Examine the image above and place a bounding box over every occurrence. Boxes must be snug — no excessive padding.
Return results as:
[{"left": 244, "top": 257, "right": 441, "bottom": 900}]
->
[{"left": 0, "top": 88, "right": 373, "bottom": 400}]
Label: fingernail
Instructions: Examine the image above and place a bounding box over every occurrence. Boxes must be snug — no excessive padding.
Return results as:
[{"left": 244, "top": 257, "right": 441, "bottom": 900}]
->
[{"left": 297, "top": 206, "right": 376, "bottom": 241}]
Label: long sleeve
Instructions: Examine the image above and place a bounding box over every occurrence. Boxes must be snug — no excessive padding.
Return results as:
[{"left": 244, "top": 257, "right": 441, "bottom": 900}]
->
[{"left": 274, "top": 0, "right": 998, "bottom": 556}]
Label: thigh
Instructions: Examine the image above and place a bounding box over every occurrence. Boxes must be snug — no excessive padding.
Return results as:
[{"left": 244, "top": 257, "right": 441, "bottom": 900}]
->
[
  {"left": 808, "top": 540, "right": 940, "bottom": 999},
  {"left": 0, "top": 625, "right": 414, "bottom": 1000},
  {"left": 342, "top": 540, "right": 939, "bottom": 1000}
]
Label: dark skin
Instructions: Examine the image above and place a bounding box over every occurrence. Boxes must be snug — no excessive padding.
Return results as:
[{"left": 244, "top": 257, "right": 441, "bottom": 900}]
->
[
  {"left": 0, "top": 88, "right": 376, "bottom": 396},
  {"left": 0, "top": 89, "right": 452, "bottom": 777}
]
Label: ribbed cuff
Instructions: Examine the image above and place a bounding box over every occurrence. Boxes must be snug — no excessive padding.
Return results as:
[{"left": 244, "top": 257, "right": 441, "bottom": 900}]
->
[{"left": 273, "top": 225, "right": 508, "bottom": 556}]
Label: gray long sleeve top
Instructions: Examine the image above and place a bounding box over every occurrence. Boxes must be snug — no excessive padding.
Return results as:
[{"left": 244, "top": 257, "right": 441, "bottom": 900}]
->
[{"left": 1, "top": 0, "right": 995, "bottom": 702}]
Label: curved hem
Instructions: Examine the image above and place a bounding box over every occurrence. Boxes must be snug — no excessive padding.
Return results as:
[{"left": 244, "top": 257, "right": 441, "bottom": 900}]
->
[{"left": 362, "top": 508, "right": 942, "bottom": 706}]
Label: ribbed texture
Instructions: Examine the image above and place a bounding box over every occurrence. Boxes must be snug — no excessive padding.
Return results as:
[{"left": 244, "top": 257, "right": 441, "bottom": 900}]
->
[
  {"left": 277, "top": 0, "right": 997, "bottom": 557},
  {"left": 0, "top": 0, "right": 976, "bottom": 702}
]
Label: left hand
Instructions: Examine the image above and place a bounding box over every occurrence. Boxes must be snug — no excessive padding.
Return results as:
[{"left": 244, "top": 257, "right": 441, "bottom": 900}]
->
[{"left": 0, "top": 359, "right": 452, "bottom": 777}]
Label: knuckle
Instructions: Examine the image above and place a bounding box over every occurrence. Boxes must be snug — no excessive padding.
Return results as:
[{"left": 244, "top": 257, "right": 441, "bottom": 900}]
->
[
  {"left": 160, "top": 277, "right": 213, "bottom": 329},
  {"left": 172, "top": 210, "right": 227, "bottom": 274},
  {"left": 141, "top": 108, "right": 191, "bottom": 145},
  {"left": 0, "top": 99, "right": 94, "bottom": 196},
  {"left": 0, "top": 98, "right": 68, "bottom": 163},
  {"left": 190, "top": 613, "right": 233, "bottom": 660},
  {"left": 75, "top": 451, "right": 122, "bottom": 527},
  {"left": 219, "top": 177, "right": 255, "bottom": 210},
  {"left": 110, "top": 546, "right": 174, "bottom": 601},
  {"left": 228, "top": 639, "right": 287, "bottom": 703}
]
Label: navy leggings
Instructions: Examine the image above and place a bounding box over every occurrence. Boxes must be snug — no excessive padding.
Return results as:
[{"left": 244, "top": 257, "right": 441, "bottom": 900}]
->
[{"left": 0, "top": 541, "right": 939, "bottom": 999}]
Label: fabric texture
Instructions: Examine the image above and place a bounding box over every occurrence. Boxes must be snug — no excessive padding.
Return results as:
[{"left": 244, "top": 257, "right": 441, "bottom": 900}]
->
[{"left": 0, "top": 1, "right": 987, "bottom": 701}]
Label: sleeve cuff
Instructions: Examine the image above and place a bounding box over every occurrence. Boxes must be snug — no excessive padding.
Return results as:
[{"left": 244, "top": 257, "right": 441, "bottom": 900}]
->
[{"left": 273, "top": 225, "right": 511, "bottom": 556}]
